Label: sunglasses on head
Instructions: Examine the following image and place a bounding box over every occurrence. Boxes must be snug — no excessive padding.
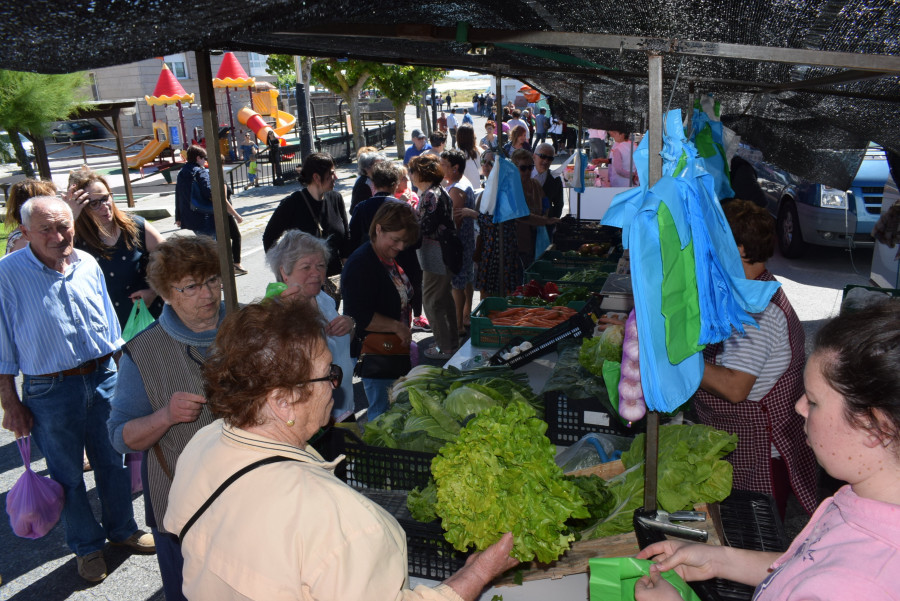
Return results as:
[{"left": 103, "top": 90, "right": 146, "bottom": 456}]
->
[{"left": 299, "top": 363, "right": 343, "bottom": 389}]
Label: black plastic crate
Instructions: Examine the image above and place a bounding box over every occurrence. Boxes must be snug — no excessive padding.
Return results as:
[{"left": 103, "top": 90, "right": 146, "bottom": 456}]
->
[
  {"left": 543, "top": 391, "right": 642, "bottom": 445},
  {"left": 314, "top": 428, "right": 469, "bottom": 580},
  {"left": 361, "top": 490, "right": 469, "bottom": 580},
  {"left": 316, "top": 427, "right": 435, "bottom": 491},
  {"left": 708, "top": 490, "right": 789, "bottom": 601}
]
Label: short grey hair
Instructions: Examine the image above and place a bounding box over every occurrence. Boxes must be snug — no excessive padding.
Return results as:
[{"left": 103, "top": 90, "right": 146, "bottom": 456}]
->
[
  {"left": 20, "top": 196, "right": 72, "bottom": 228},
  {"left": 358, "top": 151, "right": 386, "bottom": 176},
  {"left": 536, "top": 143, "right": 555, "bottom": 157},
  {"left": 265, "top": 229, "right": 331, "bottom": 282}
]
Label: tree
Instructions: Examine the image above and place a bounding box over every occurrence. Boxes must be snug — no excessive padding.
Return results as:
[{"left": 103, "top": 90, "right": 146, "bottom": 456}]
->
[
  {"left": 370, "top": 65, "right": 447, "bottom": 157},
  {"left": 0, "top": 69, "right": 87, "bottom": 178},
  {"left": 265, "top": 54, "right": 297, "bottom": 91},
  {"left": 310, "top": 59, "right": 380, "bottom": 151}
]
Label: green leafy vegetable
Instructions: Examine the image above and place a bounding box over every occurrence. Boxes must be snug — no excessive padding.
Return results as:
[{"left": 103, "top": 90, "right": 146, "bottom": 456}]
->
[
  {"left": 560, "top": 268, "right": 609, "bottom": 283},
  {"left": 568, "top": 424, "right": 738, "bottom": 540},
  {"left": 407, "top": 480, "right": 438, "bottom": 523},
  {"left": 578, "top": 326, "right": 625, "bottom": 377},
  {"left": 430, "top": 402, "right": 588, "bottom": 563}
]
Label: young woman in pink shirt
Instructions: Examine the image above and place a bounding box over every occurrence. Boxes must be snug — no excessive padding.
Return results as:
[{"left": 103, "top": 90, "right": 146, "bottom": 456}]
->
[{"left": 636, "top": 301, "right": 900, "bottom": 601}]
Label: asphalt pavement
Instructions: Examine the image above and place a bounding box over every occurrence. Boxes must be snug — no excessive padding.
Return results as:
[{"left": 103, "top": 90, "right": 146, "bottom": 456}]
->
[{"left": 0, "top": 104, "right": 879, "bottom": 600}]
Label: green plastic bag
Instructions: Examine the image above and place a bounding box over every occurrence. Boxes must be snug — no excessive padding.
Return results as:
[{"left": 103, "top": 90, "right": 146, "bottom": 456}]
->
[
  {"left": 122, "top": 299, "right": 156, "bottom": 341},
  {"left": 589, "top": 557, "right": 702, "bottom": 601}
]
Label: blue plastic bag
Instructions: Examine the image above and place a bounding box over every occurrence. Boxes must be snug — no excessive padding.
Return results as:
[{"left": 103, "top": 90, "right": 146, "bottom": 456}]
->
[{"left": 6, "top": 437, "right": 64, "bottom": 539}]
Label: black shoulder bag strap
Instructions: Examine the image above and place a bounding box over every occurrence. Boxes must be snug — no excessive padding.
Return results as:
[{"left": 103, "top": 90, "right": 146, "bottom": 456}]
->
[{"left": 176, "top": 455, "right": 296, "bottom": 544}]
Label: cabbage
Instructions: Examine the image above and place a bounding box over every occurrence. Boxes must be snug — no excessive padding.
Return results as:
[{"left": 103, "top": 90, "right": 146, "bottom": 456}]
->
[{"left": 578, "top": 325, "right": 624, "bottom": 376}]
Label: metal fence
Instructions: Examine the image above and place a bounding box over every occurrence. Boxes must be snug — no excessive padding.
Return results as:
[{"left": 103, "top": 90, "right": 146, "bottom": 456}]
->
[{"left": 363, "top": 121, "right": 396, "bottom": 150}]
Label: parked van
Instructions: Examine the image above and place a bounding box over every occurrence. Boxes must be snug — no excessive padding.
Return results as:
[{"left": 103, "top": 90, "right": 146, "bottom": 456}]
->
[{"left": 743, "top": 144, "right": 890, "bottom": 258}]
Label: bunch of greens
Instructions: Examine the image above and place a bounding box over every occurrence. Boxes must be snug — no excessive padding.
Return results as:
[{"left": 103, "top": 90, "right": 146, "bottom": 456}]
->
[
  {"left": 560, "top": 268, "right": 609, "bottom": 283},
  {"left": 362, "top": 365, "right": 541, "bottom": 453},
  {"left": 542, "top": 341, "right": 610, "bottom": 405},
  {"left": 578, "top": 325, "right": 625, "bottom": 376},
  {"left": 428, "top": 401, "right": 589, "bottom": 563},
  {"left": 566, "top": 424, "right": 738, "bottom": 540}
]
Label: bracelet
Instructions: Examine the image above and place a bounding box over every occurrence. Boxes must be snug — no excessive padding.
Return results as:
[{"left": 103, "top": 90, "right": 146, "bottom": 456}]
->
[{"left": 346, "top": 315, "right": 356, "bottom": 332}]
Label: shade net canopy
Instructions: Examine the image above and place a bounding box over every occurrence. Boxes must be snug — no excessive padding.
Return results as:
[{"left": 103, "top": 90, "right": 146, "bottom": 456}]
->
[{"left": 2, "top": 0, "right": 898, "bottom": 188}]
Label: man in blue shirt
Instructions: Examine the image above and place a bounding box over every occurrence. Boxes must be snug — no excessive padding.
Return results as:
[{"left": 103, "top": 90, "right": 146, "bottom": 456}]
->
[
  {"left": 403, "top": 129, "right": 431, "bottom": 166},
  {"left": 0, "top": 196, "right": 154, "bottom": 583}
]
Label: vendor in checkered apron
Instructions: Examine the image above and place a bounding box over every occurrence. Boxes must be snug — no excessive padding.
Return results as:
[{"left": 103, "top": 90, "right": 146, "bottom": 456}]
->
[{"left": 693, "top": 199, "right": 818, "bottom": 518}]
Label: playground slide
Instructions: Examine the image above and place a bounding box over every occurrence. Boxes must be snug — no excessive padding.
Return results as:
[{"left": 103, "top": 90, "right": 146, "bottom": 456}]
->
[
  {"left": 127, "top": 139, "right": 170, "bottom": 169},
  {"left": 251, "top": 91, "right": 296, "bottom": 138}
]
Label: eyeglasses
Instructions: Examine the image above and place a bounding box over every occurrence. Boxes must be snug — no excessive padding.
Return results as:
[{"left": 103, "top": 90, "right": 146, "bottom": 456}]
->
[
  {"left": 88, "top": 195, "right": 112, "bottom": 210},
  {"left": 171, "top": 275, "right": 222, "bottom": 297},
  {"left": 518, "top": 164, "right": 535, "bottom": 172},
  {"left": 298, "top": 363, "right": 343, "bottom": 389},
  {"left": 536, "top": 153, "right": 554, "bottom": 161}
]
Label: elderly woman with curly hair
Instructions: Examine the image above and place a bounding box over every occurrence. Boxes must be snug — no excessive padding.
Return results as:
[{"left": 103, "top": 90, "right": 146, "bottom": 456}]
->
[
  {"left": 265, "top": 230, "right": 356, "bottom": 421},
  {"left": 108, "top": 235, "right": 223, "bottom": 601},
  {"left": 165, "top": 298, "right": 517, "bottom": 601}
]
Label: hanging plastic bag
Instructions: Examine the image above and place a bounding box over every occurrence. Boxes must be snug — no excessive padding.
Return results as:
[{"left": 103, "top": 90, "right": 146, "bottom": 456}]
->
[
  {"left": 534, "top": 226, "right": 550, "bottom": 262},
  {"left": 125, "top": 452, "right": 143, "bottom": 494},
  {"left": 589, "top": 557, "right": 702, "bottom": 601},
  {"left": 122, "top": 299, "right": 156, "bottom": 341},
  {"left": 6, "top": 437, "right": 65, "bottom": 539}
]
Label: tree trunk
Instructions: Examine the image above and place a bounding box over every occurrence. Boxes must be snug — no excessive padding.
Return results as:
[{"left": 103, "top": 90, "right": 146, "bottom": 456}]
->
[
  {"left": 346, "top": 73, "right": 371, "bottom": 152},
  {"left": 10, "top": 128, "right": 35, "bottom": 178},
  {"left": 394, "top": 102, "right": 407, "bottom": 159}
]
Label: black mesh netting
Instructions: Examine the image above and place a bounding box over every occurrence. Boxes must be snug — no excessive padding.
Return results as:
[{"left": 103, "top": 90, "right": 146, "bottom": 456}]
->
[{"left": 1, "top": 0, "right": 897, "bottom": 187}]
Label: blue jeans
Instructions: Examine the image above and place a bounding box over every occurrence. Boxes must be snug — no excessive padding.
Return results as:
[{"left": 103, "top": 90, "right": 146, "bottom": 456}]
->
[
  {"left": 153, "top": 528, "right": 187, "bottom": 601},
  {"left": 22, "top": 359, "right": 137, "bottom": 556},
  {"left": 362, "top": 378, "right": 392, "bottom": 420}
]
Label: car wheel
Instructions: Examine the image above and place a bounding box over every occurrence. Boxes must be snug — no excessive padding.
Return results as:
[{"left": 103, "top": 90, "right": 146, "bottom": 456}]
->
[
  {"left": 777, "top": 198, "right": 805, "bottom": 258},
  {"left": 53, "top": 135, "right": 64, "bottom": 143}
]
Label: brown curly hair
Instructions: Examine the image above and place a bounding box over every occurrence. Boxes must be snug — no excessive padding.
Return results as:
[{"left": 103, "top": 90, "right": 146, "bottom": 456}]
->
[
  {"left": 722, "top": 198, "right": 775, "bottom": 264},
  {"left": 146, "top": 235, "right": 219, "bottom": 298},
  {"left": 204, "top": 297, "right": 327, "bottom": 429},
  {"left": 408, "top": 154, "right": 444, "bottom": 186}
]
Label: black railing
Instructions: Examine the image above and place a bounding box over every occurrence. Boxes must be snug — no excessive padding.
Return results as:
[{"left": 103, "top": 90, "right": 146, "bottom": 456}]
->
[
  {"left": 363, "top": 122, "right": 396, "bottom": 150},
  {"left": 314, "top": 133, "right": 353, "bottom": 165}
]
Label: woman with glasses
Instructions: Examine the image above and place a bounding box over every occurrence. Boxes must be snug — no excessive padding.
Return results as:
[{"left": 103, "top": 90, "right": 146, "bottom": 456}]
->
[
  {"left": 165, "top": 298, "right": 517, "bottom": 601},
  {"left": 65, "top": 165, "right": 166, "bottom": 326},
  {"left": 265, "top": 230, "right": 356, "bottom": 422},
  {"left": 510, "top": 148, "right": 556, "bottom": 269},
  {"left": 107, "top": 236, "right": 224, "bottom": 601},
  {"left": 4, "top": 178, "right": 58, "bottom": 255}
]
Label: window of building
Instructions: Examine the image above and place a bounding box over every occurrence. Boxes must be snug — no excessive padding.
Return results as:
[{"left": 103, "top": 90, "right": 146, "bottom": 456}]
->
[
  {"left": 248, "top": 52, "right": 269, "bottom": 77},
  {"left": 165, "top": 53, "right": 189, "bottom": 79}
]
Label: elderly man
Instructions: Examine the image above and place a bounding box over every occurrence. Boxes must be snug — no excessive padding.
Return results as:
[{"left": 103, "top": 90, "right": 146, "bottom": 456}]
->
[
  {"left": 403, "top": 129, "right": 431, "bottom": 166},
  {"left": 0, "top": 196, "right": 154, "bottom": 583},
  {"left": 532, "top": 143, "right": 565, "bottom": 220}
]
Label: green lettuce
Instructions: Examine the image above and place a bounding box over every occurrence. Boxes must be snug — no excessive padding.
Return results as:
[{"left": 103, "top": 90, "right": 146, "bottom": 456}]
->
[{"left": 430, "top": 402, "right": 588, "bottom": 563}]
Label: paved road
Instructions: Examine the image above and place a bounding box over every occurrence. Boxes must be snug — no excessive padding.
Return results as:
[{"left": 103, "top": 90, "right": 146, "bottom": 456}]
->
[{"left": 0, "top": 103, "right": 880, "bottom": 599}]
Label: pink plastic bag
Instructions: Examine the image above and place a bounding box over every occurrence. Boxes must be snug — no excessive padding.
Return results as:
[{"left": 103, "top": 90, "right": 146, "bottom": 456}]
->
[
  {"left": 6, "top": 437, "right": 65, "bottom": 539},
  {"left": 125, "top": 452, "right": 143, "bottom": 494}
]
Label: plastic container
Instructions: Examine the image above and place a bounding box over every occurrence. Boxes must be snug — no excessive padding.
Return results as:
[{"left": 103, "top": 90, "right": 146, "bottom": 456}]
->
[
  {"left": 543, "top": 391, "right": 641, "bottom": 445},
  {"left": 555, "top": 432, "right": 634, "bottom": 473},
  {"left": 524, "top": 260, "right": 615, "bottom": 292},
  {"left": 470, "top": 297, "right": 586, "bottom": 348}
]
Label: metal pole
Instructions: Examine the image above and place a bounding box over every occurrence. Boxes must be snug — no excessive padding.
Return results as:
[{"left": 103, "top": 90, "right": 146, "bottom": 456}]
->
[
  {"left": 577, "top": 83, "right": 583, "bottom": 222},
  {"left": 296, "top": 81, "right": 313, "bottom": 159},
  {"left": 196, "top": 50, "right": 239, "bottom": 314},
  {"left": 225, "top": 87, "right": 237, "bottom": 160},
  {"left": 177, "top": 101, "right": 188, "bottom": 150},
  {"left": 496, "top": 70, "right": 505, "bottom": 295},
  {"left": 643, "top": 52, "right": 664, "bottom": 513},
  {"left": 431, "top": 85, "right": 438, "bottom": 133}
]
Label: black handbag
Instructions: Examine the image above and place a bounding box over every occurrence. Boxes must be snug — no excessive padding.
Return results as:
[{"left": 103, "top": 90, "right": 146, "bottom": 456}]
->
[{"left": 436, "top": 188, "right": 463, "bottom": 274}]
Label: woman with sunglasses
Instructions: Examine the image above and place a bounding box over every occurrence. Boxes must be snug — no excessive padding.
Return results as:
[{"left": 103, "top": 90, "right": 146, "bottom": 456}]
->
[
  {"left": 66, "top": 165, "right": 166, "bottom": 326},
  {"left": 510, "top": 148, "right": 556, "bottom": 269},
  {"left": 107, "top": 236, "right": 224, "bottom": 601},
  {"left": 265, "top": 230, "right": 356, "bottom": 422},
  {"left": 166, "top": 298, "right": 517, "bottom": 601}
]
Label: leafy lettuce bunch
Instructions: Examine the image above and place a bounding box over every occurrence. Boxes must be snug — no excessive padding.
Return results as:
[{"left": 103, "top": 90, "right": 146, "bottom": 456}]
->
[
  {"left": 578, "top": 325, "right": 624, "bottom": 376},
  {"left": 430, "top": 401, "right": 588, "bottom": 563}
]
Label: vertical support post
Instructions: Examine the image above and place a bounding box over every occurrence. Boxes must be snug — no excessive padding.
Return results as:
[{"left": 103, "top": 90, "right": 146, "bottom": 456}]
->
[
  {"left": 111, "top": 109, "right": 136, "bottom": 207},
  {"left": 196, "top": 50, "right": 239, "bottom": 314},
  {"left": 495, "top": 72, "right": 505, "bottom": 147},
  {"left": 495, "top": 70, "right": 505, "bottom": 293},
  {"left": 577, "top": 83, "right": 583, "bottom": 222},
  {"left": 177, "top": 101, "right": 188, "bottom": 150},
  {"left": 296, "top": 81, "right": 313, "bottom": 159},
  {"left": 431, "top": 85, "right": 438, "bottom": 132},
  {"left": 643, "top": 52, "right": 664, "bottom": 513}
]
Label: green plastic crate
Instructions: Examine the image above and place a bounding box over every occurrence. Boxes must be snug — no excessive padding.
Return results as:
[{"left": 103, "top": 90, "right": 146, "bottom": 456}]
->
[
  {"left": 524, "top": 260, "right": 615, "bottom": 291},
  {"left": 537, "top": 249, "right": 619, "bottom": 269},
  {"left": 470, "top": 297, "right": 585, "bottom": 348}
]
